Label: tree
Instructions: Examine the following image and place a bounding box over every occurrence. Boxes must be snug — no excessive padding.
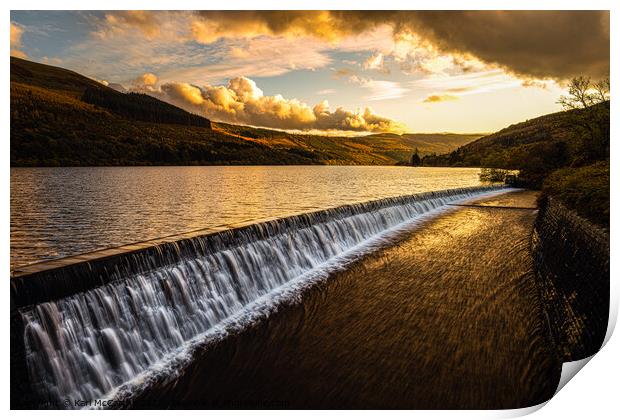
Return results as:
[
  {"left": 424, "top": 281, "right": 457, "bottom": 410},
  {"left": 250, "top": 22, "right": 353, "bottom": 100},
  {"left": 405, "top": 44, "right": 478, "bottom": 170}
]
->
[
  {"left": 558, "top": 76, "right": 610, "bottom": 162},
  {"left": 410, "top": 148, "right": 421, "bottom": 166}
]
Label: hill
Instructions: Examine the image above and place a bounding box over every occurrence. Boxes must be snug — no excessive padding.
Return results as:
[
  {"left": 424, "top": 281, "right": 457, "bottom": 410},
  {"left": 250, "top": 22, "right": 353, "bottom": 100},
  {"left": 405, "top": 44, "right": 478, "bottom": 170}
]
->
[
  {"left": 10, "top": 57, "right": 480, "bottom": 166},
  {"left": 421, "top": 109, "right": 575, "bottom": 168},
  {"left": 422, "top": 103, "right": 609, "bottom": 179},
  {"left": 420, "top": 98, "right": 609, "bottom": 227}
]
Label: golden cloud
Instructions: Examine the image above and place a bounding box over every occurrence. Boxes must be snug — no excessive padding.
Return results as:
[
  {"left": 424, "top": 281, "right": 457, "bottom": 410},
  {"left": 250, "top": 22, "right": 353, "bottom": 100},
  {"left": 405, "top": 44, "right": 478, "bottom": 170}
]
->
[
  {"left": 423, "top": 94, "right": 458, "bottom": 103},
  {"left": 190, "top": 11, "right": 353, "bottom": 44},
  {"left": 98, "top": 10, "right": 609, "bottom": 80},
  {"left": 135, "top": 72, "right": 158, "bottom": 86},
  {"left": 10, "top": 22, "right": 27, "bottom": 59},
  {"left": 362, "top": 52, "right": 389, "bottom": 74},
  {"left": 104, "top": 11, "right": 161, "bottom": 39},
  {"left": 333, "top": 68, "right": 356, "bottom": 79},
  {"left": 189, "top": 11, "right": 609, "bottom": 80},
  {"left": 146, "top": 76, "right": 404, "bottom": 133}
]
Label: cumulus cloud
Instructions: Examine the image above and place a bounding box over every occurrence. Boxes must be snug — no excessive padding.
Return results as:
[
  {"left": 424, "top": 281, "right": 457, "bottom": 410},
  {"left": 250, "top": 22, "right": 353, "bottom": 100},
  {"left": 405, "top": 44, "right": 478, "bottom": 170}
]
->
[
  {"left": 89, "top": 77, "right": 109, "bottom": 86},
  {"left": 129, "top": 73, "right": 159, "bottom": 93},
  {"left": 90, "top": 75, "right": 128, "bottom": 92},
  {"left": 333, "top": 68, "right": 356, "bottom": 79},
  {"left": 136, "top": 72, "right": 158, "bottom": 86},
  {"left": 521, "top": 79, "right": 549, "bottom": 90},
  {"left": 10, "top": 22, "right": 27, "bottom": 58},
  {"left": 140, "top": 75, "right": 403, "bottom": 133}
]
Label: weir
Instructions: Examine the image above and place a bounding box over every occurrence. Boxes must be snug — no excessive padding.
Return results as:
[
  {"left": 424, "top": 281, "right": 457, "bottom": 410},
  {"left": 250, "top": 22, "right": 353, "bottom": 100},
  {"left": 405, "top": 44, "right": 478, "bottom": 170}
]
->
[{"left": 11, "top": 185, "right": 505, "bottom": 408}]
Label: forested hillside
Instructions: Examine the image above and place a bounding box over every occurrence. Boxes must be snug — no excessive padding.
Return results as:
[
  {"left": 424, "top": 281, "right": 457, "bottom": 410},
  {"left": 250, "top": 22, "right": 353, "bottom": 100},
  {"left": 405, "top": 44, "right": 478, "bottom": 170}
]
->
[
  {"left": 81, "top": 87, "right": 212, "bottom": 128},
  {"left": 10, "top": 57, "right": 479, "bottom": 166},
  {"left": 420, "top": 77, "right": 610, "bottom": 228}
]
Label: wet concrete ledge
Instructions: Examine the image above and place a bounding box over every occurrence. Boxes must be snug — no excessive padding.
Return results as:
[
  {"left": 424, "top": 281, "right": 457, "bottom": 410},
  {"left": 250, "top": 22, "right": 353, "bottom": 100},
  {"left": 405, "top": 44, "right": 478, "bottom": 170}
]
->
[{"left": 13, "top": 188, "right": 557, "bottom": 410}]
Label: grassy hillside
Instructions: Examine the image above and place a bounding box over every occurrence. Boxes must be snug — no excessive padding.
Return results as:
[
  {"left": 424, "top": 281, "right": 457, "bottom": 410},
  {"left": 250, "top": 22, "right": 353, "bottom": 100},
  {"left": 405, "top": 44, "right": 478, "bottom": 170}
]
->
[
  {"left": 422, "top": 109, "right": 579, "bottom": 168},
  {"left": 421, "top": 99, "right": 610, "bottom": 228},
  {"left": 423, "top": 103, "right": 608, "bottom": 171},
  {"left": 542, "top": 160, "right": 609, "bottom": 227},
  {"left": 10, "top": 57, "right": 480, "bottom": 166}
]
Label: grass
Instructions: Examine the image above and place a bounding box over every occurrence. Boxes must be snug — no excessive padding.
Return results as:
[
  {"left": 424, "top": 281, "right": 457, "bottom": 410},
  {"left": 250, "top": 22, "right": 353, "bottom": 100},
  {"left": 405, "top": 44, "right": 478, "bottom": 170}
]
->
[{"left": 541, "top": 161, "right": 610, "bottom": 229}]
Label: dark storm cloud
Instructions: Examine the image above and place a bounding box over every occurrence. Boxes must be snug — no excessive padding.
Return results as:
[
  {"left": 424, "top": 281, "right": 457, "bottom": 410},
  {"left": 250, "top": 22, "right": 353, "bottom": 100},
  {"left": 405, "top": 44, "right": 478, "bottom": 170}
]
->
[
  {"left": 190, "top": 10, "right": 610, "bottom": 80},
  {"left": 401, "top": 11, "right": 609, "bottom": 80}
]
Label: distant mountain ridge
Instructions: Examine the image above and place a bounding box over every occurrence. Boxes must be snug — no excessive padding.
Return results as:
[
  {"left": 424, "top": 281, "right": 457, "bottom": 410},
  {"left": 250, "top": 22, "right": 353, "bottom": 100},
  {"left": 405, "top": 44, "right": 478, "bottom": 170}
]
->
[{"left": 10, "top": 57, "right": 481, "bottom": 166}]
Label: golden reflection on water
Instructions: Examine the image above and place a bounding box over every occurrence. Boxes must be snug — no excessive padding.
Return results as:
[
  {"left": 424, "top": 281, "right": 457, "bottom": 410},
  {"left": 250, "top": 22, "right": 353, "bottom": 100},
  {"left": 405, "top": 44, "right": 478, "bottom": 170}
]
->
[{"left": 10, "top": 166, "right": 484, "bottom": 268}]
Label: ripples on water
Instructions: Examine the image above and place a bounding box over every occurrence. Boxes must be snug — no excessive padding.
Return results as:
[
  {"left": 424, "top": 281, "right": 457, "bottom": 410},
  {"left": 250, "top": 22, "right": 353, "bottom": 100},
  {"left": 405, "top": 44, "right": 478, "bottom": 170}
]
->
[{"left": 10, "top": 166, "right": 483, "bottom": 268}]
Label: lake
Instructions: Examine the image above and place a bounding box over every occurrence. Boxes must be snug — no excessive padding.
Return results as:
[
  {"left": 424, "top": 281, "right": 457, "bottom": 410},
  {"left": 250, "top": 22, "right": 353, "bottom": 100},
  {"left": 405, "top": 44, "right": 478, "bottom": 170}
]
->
[{"left": 10, "top": 166, "right": 484, "bottom": 268}]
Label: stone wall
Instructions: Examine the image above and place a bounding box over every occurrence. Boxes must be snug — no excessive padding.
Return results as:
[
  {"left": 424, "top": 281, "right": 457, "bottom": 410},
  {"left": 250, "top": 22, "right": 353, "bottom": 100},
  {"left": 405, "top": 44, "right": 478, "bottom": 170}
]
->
[{"left": 532, "top": 197, "right": 610, "bottom": 361}]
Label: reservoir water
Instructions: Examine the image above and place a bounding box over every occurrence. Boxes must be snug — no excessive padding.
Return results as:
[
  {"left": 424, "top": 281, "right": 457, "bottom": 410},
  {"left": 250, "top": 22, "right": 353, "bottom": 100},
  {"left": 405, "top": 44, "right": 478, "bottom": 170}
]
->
[{"left": 10, "top": 166, "right": 483, "bottom": 269}]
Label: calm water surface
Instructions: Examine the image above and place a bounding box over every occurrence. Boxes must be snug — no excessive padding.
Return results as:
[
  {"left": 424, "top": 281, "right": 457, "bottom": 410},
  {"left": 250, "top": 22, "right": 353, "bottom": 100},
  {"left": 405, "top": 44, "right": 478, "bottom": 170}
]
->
[{"left": 11, "top": 166, "right": 483, "bottom": 268}]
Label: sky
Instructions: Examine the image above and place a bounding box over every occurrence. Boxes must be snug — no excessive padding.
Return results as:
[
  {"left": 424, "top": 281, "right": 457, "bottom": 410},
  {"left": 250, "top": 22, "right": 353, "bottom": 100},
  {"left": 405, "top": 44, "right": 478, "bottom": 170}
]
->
[{"left": 10, "top": 11, "right": 610, "bottom": 134}]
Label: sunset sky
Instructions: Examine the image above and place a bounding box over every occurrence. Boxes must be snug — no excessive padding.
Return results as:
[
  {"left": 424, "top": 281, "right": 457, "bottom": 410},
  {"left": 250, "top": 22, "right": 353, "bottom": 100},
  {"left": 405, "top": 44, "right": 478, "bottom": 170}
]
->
[{"left": 10, "top": 11, "right": 610, "bottom": 134}]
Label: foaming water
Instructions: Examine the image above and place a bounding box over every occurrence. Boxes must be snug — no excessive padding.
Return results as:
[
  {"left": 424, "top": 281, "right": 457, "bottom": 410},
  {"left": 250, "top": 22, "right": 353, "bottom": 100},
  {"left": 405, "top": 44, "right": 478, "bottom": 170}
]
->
[{"left": 19, "top": 186, "right": 506, "bottom": 407}]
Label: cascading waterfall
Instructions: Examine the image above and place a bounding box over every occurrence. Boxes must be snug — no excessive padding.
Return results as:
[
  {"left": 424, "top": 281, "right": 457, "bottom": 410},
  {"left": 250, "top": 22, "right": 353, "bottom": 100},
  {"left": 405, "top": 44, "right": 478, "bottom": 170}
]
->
[{"left": 17, "top": 186, "right": 505, "bottom": 407}]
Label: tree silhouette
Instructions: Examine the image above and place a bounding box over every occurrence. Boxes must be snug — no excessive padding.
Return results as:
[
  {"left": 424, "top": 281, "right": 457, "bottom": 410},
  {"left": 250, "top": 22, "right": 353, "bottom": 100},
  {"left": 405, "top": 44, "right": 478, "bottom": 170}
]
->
[{"left": 410, "top": 148, "right": 421, "bottom": 166}]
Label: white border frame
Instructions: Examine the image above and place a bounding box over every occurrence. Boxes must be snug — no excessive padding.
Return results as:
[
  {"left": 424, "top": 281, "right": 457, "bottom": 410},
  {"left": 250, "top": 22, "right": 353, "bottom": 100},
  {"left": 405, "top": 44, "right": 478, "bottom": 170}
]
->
[{"left": 3, "top": 2, "right": 617, "bottom": 418}]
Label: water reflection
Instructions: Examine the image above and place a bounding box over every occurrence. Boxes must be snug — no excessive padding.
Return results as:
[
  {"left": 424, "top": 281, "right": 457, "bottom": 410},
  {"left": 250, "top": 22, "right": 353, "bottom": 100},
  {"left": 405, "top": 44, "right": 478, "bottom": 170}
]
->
[{"left": 11, "top": 166, "right": 483, "bottom": 268}]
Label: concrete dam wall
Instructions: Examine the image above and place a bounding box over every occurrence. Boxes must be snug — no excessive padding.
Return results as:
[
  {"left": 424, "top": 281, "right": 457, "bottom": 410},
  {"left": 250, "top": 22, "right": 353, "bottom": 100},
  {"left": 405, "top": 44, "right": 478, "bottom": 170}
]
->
[{"left": 11, "top": 186, "right": 504, "bottom": 409}]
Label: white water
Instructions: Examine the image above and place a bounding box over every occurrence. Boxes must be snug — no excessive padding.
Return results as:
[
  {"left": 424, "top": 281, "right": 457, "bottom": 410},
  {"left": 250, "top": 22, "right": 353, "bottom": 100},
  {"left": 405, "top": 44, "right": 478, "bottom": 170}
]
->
[{"left": 20, "top": 186, "right": 506, "bottom": 407}]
